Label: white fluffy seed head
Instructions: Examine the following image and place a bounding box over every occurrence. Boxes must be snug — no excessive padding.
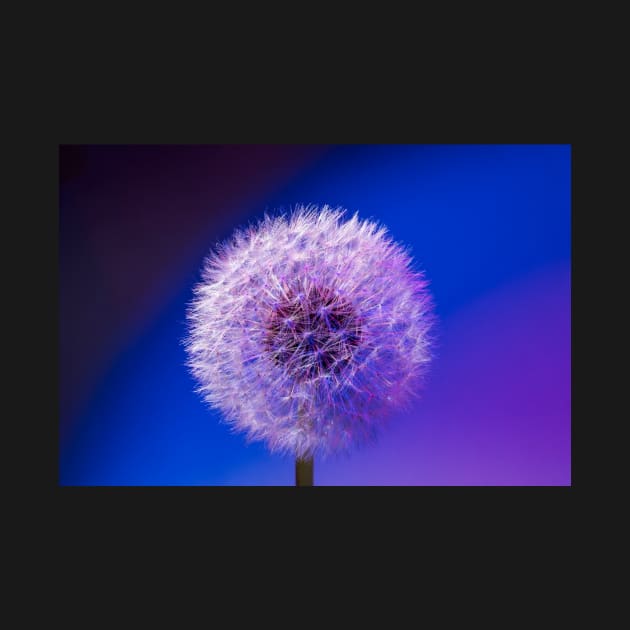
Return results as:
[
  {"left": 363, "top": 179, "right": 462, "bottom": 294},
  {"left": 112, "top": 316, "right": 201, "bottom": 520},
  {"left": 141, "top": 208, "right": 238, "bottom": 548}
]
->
[{"left": 185, "top": 205, "right": 434, "bottom": 458}]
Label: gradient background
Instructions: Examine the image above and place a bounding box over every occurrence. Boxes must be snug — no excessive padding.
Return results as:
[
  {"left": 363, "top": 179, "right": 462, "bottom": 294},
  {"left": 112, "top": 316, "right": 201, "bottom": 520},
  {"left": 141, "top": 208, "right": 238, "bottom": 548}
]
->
[{"left": 59, "top": 144, "right": 571, "bottom": 485}]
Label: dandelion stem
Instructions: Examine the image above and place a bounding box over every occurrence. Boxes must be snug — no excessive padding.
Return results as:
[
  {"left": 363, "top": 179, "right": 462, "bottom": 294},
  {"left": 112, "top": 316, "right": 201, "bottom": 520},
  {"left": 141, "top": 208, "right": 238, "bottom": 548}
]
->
[{"left": 295, "top": 456, "right": 314, "bottom": 486}]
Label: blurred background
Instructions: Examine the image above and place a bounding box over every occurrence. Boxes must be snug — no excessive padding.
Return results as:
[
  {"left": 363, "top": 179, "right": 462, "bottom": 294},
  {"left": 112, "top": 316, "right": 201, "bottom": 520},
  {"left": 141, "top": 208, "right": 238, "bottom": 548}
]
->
[{"left": 59, "top": 144, "right": 571, "bottom": 485}]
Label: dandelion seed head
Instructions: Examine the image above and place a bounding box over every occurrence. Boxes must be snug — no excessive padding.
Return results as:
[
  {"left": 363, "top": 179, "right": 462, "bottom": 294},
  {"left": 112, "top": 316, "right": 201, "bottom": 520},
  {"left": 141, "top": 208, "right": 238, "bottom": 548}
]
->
[{"left": 185, "top": 205, "right": 434, "bottom": 458}]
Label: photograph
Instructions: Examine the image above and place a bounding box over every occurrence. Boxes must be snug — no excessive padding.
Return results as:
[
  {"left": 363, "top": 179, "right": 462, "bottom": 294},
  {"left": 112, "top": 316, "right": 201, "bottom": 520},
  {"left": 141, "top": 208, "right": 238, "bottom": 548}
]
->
[{"left": 59, "top": 144, "right": 571, "bottom": 486}]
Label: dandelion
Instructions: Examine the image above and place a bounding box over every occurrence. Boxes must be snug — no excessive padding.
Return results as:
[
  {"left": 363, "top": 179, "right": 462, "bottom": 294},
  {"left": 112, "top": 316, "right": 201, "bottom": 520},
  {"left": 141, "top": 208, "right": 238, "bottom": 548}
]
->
[{"left": 185, "top": 205, "right": 434, "bottom": 484}]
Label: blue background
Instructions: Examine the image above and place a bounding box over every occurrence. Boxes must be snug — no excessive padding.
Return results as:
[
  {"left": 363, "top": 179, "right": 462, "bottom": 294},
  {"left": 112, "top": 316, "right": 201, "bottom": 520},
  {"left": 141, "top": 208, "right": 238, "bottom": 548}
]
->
[{"left": 59, "top": 144, "right": 571, "bottom": 485}]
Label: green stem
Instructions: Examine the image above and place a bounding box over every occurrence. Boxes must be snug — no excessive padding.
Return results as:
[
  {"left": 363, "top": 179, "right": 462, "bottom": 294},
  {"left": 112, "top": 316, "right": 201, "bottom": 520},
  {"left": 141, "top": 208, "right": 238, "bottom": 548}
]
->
[{"left": 295, "top": 457, "right": 314, "bottom": 486}]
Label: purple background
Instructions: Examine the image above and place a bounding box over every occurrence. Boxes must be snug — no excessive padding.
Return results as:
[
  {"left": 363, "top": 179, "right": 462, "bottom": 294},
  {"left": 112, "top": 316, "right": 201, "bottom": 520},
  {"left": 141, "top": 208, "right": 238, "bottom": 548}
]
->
[{"left": 59, "top": 144, "right": 571, "bottom": 485}]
